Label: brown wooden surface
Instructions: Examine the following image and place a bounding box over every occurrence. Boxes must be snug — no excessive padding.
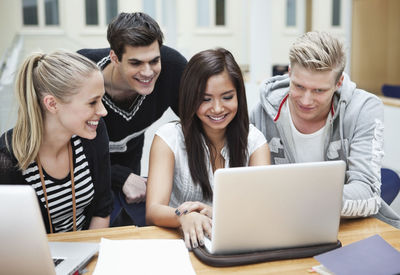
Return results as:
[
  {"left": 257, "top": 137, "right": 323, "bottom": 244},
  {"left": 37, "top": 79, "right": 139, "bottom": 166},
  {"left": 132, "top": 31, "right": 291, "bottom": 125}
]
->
[
  {"left": 47, "top": 218, "right": 400, "bottom": 274},
  {"left": 380, "top": 95, "right": 400, "bottom": 108}
]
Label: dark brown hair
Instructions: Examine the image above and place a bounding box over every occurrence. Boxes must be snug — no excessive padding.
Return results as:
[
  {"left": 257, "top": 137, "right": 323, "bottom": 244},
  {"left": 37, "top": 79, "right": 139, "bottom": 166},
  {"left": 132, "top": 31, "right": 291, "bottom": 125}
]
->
[
  {"left": 179, "top": 48, "right": 249, "bottom": 200},
  {"left": 107, "top": 12, "right": 164, "bottom": 60}
]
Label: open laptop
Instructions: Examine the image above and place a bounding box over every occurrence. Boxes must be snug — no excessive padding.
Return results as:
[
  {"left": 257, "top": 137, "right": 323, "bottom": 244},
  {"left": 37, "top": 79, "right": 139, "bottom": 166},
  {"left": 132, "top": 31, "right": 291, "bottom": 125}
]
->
[
  {"left": 0, "top": 185, "right": 99, "bottom": 275},
  {"left": 204, "top": 160, "right": 346, "bottom": 254}
]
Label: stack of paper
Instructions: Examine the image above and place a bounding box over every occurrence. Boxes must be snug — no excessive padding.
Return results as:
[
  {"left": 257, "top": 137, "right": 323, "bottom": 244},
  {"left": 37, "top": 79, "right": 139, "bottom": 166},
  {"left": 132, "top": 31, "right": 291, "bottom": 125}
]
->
[{"left": 93, "top": 238, "right": 196, "bottom": 275}]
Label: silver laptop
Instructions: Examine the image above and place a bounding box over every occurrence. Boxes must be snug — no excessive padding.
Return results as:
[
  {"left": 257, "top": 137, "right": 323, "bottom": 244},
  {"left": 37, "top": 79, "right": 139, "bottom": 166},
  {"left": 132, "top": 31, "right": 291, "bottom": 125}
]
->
[
  {"left": 0, "top": 185, "right": 99, "bottom": 275},
  {"left": 204, "top": 160, "right": 346, "bottom": 254}
]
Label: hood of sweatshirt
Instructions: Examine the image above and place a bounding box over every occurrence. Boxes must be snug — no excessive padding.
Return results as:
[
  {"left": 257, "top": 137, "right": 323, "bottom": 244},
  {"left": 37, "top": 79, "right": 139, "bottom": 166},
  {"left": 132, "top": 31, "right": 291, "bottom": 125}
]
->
[{"left": 258, "top": 72, "right": 357, "bottom": 123}]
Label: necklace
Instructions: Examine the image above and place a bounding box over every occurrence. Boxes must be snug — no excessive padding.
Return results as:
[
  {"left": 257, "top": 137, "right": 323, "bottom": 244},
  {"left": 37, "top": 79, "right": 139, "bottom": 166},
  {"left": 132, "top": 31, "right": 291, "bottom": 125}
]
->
[
  {"left": 110, "top": 65, "right": 140, "bottom": 110},
  {"left": 36, "top": 142, "right": 76, "bottom": 233}
]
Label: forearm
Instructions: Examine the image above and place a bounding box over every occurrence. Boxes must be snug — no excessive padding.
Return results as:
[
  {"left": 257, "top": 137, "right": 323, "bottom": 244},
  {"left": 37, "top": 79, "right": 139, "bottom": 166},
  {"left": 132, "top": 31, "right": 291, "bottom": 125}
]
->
[
  {"left": 341, "top": 181, "right": 381, "bottom": 217},
  {"left": 111, "top": 164, "right": 134, "bottom": 190},
  {"left": 340, "top": 95, "right": 384, "bottom": 217},
  {"left": 146, "top": 204, "right": 180, "bottom": 228},
  {"left": 89, "top": 216, "right": 110, "bottom": 229}
]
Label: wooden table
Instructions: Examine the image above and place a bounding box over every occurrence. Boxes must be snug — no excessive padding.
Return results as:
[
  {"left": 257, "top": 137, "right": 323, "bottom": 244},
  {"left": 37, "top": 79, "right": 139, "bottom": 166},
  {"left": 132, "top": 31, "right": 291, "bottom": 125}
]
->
[{"left": 48, "top": 218, "right": 400, "bottom": 274}]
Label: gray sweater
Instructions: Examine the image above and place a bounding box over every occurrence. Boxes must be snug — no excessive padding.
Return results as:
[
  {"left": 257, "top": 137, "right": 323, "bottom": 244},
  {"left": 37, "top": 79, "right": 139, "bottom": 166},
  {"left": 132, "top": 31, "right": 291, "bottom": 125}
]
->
[{"left": 250, "top": 73, "right": 400, "bottom": 228}]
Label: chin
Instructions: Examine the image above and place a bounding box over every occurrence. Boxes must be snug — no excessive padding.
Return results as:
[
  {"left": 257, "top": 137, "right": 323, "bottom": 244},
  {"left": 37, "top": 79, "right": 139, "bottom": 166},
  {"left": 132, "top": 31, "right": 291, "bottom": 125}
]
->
[
  {"left": 79, "top": 131, "right": 97, "bottom": 140},
  {"left": 137, "top": 86, "right": 155, "bottom": 96}
]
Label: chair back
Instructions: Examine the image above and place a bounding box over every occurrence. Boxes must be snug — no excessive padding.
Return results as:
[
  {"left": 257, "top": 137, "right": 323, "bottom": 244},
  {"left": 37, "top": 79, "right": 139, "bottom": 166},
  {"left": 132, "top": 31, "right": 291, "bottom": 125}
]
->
[{"left": 381, "top": 168, "right": 400, "bottom": 205}]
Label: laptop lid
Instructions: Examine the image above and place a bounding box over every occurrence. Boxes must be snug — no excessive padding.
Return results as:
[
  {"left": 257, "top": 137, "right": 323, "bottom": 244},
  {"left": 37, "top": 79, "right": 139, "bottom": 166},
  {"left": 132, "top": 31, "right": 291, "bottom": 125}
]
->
[
  {"left": 208, "top": 160, "right": 346, "bottom": 254},
  {"left": 0, "top": 185, "right": 98, "bottom": 275}
]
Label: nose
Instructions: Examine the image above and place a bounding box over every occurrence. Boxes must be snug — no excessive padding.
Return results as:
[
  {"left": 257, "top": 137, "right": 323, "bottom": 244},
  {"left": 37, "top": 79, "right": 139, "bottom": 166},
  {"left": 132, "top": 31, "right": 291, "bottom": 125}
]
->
[
  {"left": 212, "top": 99, "right": 224, "bottom": 113},
  {"left": 97, "top": 101, "right": 108, "bottom": 117},
  {"left": 141, "top": 63, "right": 153, "bottom": 77},
  {"left": 300, "top": 90, "right": 313, "bottom": 105}
]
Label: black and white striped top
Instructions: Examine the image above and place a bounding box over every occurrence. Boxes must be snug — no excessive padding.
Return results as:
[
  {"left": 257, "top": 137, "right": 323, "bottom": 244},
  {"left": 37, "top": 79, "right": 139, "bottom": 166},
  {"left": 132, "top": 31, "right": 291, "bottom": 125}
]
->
[{"left": 22, "top": 136, "right": 94, "bottom": 233}]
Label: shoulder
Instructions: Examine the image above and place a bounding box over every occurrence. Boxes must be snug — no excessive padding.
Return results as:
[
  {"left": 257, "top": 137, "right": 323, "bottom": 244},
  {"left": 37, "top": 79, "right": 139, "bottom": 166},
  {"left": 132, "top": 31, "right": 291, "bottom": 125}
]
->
[
  {"left": 155, "top": 122, "right": 183, "bottom": 151},
  {"left": 0, "top": 129, "right": 14, "bottom": 157},
  {"left": 246, "top": 124, "right": 267, "bottom": 156},
  {"left": 248, "top": 124, "right": 267, "bottom": 143},
  {"left": 77, "top": 48, "right": 110, "bottom": 63},
  {"left": 160, "top": 45, "right": 187, "bottom": 68},
  {"left": 344, "top": 89, "right": 383, "bottom": 117},
  {"left": 156, "top": 121, "right": 182, "bottom": 137},
  {"left": 0, "top": 130, "right": 21, "bottom": 182}
]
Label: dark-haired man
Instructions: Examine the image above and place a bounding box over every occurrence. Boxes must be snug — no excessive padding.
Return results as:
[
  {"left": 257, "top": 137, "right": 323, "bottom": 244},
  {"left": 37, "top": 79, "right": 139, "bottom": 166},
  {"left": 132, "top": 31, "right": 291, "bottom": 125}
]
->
[{"left": 78, "top": 12, "right": 187, "bottom": 226}]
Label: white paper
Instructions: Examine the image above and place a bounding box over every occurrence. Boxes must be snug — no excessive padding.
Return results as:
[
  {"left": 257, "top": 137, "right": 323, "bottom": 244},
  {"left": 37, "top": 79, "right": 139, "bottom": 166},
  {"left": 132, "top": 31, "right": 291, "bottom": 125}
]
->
[{"left": 93, "top": 238, "right": 196, "bottom": 275}]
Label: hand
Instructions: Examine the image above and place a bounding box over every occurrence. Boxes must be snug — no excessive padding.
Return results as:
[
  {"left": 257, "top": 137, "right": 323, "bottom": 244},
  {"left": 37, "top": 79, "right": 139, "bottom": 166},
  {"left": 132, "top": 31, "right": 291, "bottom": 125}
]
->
[
  {"left": 122, "top": 173, "right": 147, "bottom": 204},
  {"left": 179, "top": 212, "right": 212, "bottom": 249},
  {"left": 175, "top": 201, "right": 213, "bottom": 218}
]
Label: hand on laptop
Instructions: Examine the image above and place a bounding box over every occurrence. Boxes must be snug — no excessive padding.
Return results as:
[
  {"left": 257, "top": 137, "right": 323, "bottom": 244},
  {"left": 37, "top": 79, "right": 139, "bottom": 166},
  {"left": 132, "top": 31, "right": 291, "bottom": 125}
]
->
[
  {"left": 175, "top": 201, "right": 212, "bottom": 218},
  {"left": 178, "top": 211, "right": 212, "bottom": 249}
]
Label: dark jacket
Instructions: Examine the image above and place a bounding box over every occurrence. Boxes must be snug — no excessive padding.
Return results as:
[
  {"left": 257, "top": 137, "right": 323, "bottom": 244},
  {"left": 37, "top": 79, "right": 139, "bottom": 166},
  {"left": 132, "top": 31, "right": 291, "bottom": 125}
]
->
[{"left": 78, "top": 45, "right": 187, "bottom": 190}]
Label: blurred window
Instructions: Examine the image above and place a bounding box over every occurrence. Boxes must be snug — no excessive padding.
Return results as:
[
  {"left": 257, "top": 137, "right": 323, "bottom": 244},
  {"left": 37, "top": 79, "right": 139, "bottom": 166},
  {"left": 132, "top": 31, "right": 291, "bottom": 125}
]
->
[
  {"left": 332, "top": 0, "right": 341, "bottom": 26},
  {"left": 23, "top": 0, "right": 39, "bottom": 25},
  {"left": 85, "top": 0, "right": 99, "bottom": 25},
  {"left": 106, "top": 0, "right": 118, "bottom": 24},
  {"left": 286, "top": 0, "right": 296, "bottom": 27},
  {"left": 197, "top": 0, "right": 225, "bottom": 27},
  {"left": 44, "top": 0, "right": 59, "bottom": 25}
]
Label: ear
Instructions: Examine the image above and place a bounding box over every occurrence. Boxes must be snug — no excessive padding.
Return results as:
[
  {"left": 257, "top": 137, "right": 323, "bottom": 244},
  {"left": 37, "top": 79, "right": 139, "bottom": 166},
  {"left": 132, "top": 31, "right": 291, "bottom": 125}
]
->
[
  {"left": 336, "top": 74, "right": 344, "bottom": 89},
  {"left": 110, "top": 50, "right": 119, "bottom": 65},
  {"left": 42, "top": 94, "right": 58, "bottom": 114},
  {"left": 288, "top": 66, "right": 291, "bottom": 76}
]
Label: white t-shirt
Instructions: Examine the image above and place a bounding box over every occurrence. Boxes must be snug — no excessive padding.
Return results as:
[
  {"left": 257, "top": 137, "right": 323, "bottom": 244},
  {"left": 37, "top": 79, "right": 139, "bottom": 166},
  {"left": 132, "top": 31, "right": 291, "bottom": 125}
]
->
[
  {"left": 155, "top": 122, "right": 267, "bottom": 207},
  {"left": 285, "top": 101, "right": 331, "bottom": 163}
]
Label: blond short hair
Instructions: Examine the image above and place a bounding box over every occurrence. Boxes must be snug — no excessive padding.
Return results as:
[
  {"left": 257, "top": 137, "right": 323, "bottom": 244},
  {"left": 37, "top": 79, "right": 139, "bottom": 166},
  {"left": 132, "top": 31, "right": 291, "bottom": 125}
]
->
[{"left": 289, "top": 31, "right": 346, "bottom": 83}]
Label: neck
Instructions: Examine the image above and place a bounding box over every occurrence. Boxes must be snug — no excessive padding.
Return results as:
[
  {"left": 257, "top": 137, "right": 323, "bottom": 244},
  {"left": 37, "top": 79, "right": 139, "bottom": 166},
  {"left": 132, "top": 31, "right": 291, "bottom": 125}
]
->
[
  {"left": 288, "top": 100, "right": 330, "bottom": 134},
  {"left": 40, "top": 116, "right": 72, "bottom": 158},
  {"left": 205, "top": 128, "right": 226, "bottom": 152},
  {"left": 103, "top": 63, "right": 138, "bottom": 102}
]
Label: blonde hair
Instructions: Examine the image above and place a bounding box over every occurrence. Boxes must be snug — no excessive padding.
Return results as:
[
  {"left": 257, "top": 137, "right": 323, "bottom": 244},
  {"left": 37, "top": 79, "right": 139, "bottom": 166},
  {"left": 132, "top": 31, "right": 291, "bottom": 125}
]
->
[
  {"left": 12, "top": 50, "right": 99, "bottom": 170},
  {"left": 289, "top": 31, "right": 346, "bottom": 83}
]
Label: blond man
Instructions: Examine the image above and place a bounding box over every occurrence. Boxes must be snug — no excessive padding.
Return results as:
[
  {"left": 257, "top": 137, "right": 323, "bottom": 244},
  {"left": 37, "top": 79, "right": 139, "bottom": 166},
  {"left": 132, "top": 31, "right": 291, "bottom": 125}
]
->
[{"left": 251, "top": 31, "right": 400, "bottom": 228}]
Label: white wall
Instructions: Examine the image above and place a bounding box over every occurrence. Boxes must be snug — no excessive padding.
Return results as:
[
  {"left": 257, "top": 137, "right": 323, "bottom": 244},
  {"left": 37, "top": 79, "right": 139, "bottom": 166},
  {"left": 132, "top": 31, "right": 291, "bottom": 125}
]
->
[
  {"left": 177, "top": 0, "right": 248, "bottom": 64},
  {"left": 383, "top": 105, "right": 400, "bottom": 173},
  {"left": 0, "top": 1, "right": 21, "bottom": 59}
]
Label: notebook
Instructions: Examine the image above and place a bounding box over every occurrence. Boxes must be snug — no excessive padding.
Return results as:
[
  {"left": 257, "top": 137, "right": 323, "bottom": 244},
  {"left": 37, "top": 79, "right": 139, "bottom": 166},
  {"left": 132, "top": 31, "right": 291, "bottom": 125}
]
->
[
  {"left": 0, "top": 185, "right": 99, "bottom": 275},
  {"left": 204, "top": 160, "right": 346, "bottom": 254}
]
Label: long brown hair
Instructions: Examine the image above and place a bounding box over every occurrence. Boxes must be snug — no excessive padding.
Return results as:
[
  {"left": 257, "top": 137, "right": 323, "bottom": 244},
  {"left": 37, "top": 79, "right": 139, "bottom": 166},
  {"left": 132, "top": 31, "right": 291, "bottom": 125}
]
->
[{"left": 179, "top": 48, "right": 249, "bottom": 200}]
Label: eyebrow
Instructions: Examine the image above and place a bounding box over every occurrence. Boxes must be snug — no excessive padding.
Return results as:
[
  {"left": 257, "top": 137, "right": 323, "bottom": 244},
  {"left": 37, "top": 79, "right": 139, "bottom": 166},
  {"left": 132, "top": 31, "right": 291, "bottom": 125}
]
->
[
  {"left": 127, "top": 56, "right": 161, "bottom": 63},
  {"left": 204, "top": 90, "right": 235, "bottom": 96},
  {"left": 292, "top": 80, "right": 330, "bottom": 90},
  {"left": 88, "top": 94, "right": 103, "bottom": 101}
]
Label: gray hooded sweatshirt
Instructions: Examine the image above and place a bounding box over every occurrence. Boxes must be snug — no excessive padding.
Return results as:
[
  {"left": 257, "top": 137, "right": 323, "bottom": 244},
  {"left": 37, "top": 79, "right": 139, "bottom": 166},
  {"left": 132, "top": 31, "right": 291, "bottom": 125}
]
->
[{"left": 250, "top": 73, "right": 400, "bottom": 228}]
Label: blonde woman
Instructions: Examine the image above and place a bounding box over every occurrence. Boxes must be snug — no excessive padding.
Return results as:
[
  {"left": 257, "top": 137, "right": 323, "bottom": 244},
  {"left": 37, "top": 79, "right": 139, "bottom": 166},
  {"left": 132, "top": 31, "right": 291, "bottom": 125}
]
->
[{"left": 0, "top": 51, "right": 112, "bottom": 233}]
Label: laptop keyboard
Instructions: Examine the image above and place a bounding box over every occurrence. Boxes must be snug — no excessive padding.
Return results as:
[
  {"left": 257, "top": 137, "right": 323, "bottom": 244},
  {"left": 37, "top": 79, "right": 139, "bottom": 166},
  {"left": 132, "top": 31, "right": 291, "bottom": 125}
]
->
[{"left": 53, "top": 258, "right": 64, "bottom": 267}]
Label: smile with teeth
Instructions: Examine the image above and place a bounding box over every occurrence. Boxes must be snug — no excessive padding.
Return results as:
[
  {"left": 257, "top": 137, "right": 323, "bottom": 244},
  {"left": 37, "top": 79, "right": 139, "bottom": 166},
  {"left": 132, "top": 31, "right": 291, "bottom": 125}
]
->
[
  {"left": 136, "top": 77, "right": 153, "bottom": 84},
  {"left": 87, "top": 120, "right": 99, "bottom": 126},
  {"left": 208, "top": 114, "right": 228, "bottom": 121}
]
